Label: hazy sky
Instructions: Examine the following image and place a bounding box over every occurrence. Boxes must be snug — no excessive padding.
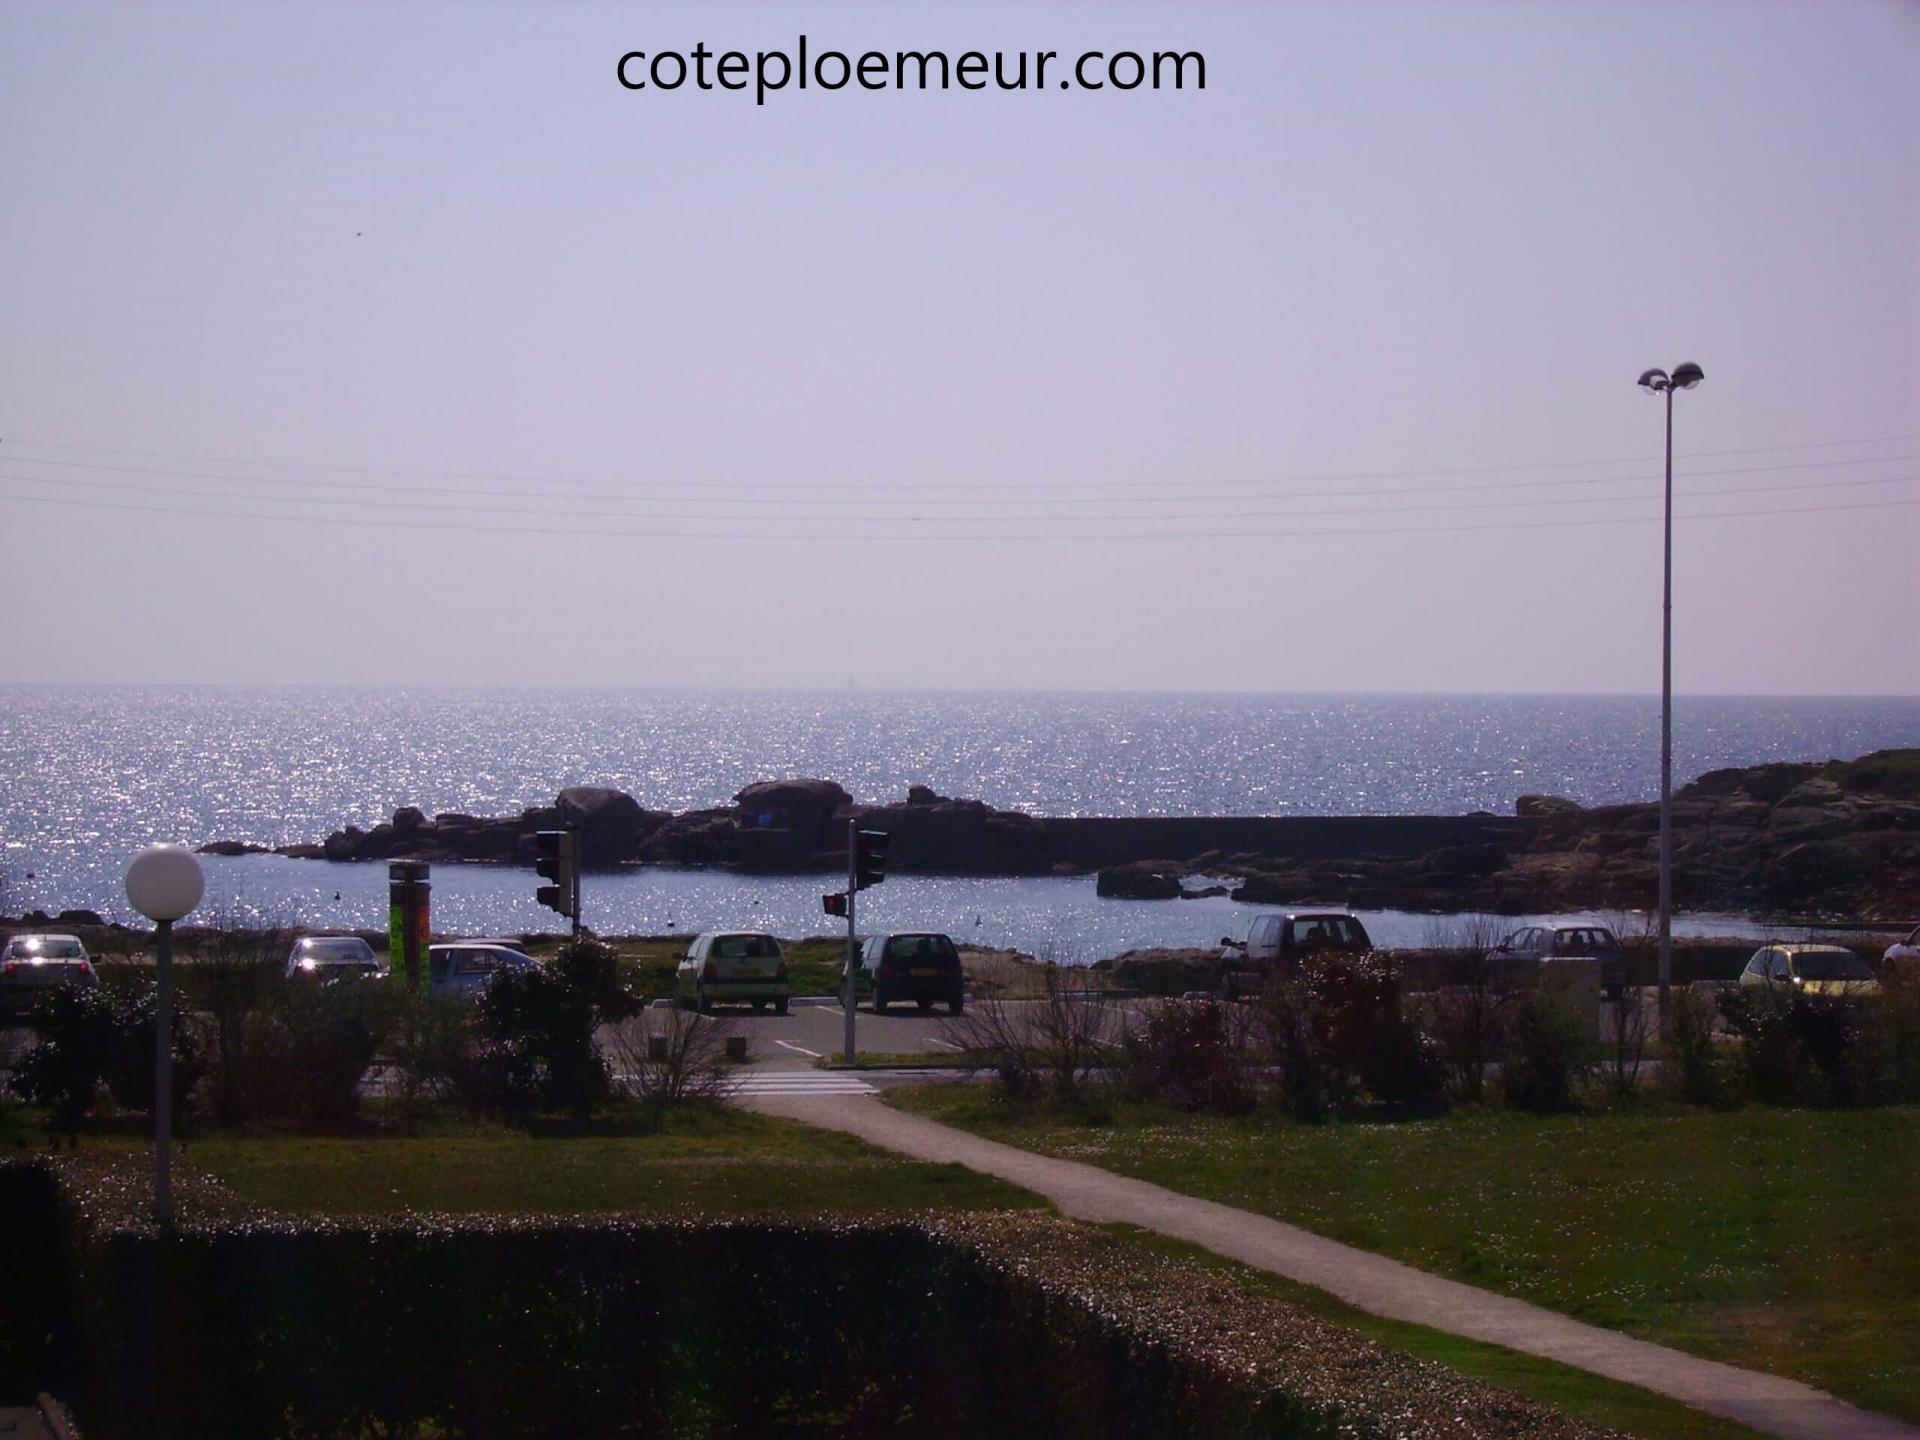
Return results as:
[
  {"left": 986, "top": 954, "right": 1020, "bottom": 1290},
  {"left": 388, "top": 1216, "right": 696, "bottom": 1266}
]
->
[{"left": 1, "top": 1, "right": 1914, "bottom": 695}]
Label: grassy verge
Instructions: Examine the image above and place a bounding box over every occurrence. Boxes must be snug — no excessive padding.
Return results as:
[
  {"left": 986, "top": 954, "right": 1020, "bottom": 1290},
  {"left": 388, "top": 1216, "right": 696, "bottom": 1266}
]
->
[
  {"left": 169, "top": 1108, "right": 1043, "bottom": 1216},
  {"left": 888, "top": 1087, "right": 1920, "bottom": 1424},
  {"left": 1104, "top": 1227, "right": 1772, "bottom": 1440}
]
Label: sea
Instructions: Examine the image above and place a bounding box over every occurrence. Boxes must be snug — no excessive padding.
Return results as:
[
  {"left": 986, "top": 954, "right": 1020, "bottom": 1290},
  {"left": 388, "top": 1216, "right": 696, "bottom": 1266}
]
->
[{"left": 2, "top": 686, "right": 1914, "bottom": 957}]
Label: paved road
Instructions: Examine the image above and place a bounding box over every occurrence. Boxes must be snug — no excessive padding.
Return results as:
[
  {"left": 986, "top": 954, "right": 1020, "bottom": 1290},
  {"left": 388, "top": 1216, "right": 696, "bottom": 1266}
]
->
[{"left": 742, "top": 1090, "right": 1920, "bottom": 1440}]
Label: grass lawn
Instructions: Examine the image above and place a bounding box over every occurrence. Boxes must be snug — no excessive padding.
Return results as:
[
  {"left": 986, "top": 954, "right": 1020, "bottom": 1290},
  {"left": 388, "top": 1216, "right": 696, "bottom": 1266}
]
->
[
  {"left": 1108, "top": 1228, "right": 1773, "bottom": 1440},
  {"left": 889, "top": 1088, "right": 1920, "bottom": 1424},
  {"left": 12, "top": 1103, "right": 1782, "bottom": 1439},
  {"left": 183, "top": 1107, "right": 1041, "bottom": 1217}
]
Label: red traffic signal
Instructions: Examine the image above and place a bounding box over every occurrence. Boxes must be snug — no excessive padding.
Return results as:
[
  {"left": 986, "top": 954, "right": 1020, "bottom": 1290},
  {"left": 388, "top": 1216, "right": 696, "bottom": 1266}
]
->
[{"left": 822, "top": 892, "right": 848, "bottom": 917}]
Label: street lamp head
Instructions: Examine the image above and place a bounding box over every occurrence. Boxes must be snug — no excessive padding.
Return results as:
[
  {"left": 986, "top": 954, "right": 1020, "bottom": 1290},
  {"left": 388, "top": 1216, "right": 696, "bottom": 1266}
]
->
[
  {"left": 1670, "top": 362, "right": 1705, "bottom": 390},
  {"left": 125, "top": 844, "right": 205, "bottom": 923},
  {"left": 1638, "top": 368, "right": 1671, "bottom": 393}
]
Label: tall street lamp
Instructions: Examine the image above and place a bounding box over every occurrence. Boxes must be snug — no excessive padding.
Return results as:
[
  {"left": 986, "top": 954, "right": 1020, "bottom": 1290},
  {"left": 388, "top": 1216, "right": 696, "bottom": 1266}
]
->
[
  {"left": 125, "top": 844, "right": 204, "bottom": 1226},
  {"left": 1637, "top": 362, "right": 1705, "bottom": 1027}
]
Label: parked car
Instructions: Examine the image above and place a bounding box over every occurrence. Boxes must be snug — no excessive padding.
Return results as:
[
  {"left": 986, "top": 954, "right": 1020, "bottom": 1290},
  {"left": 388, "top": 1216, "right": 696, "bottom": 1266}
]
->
[
  {"left": 859, "top": 932, "right": 964, "bottom": 1015},
  {"left": 1883, "top": 925, "right": 1920, "bottom": 970},
  {"left": 1738, "top": 944, "right": 1881, "bottom": 998},
  {"left": 0, "top": 933, "right": 97, "bottom": 1014},
  {"left": 1485, "top": 923, "right": 1626, "bottom": 994},
  {"left": 426, "top": 940, "right": 537, "bottom": 1000},
  {"left": 675, "top": 932, "right": 791, "bottom": 1014},
  {"left": 285, "top": 934, "right": 385, "bottom": 982},
  {"left": 1218, "top": 911, "right": 1373, "bottom": 998}
]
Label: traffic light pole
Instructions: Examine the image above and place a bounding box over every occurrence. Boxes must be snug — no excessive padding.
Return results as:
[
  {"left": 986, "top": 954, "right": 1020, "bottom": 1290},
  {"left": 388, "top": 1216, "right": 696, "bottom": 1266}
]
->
[
  {"left": 571, "top": 823, "right": 582, "bottom": 939},
  {"left": 843, "top": 819, "right": 858, "bottom": 1063}
]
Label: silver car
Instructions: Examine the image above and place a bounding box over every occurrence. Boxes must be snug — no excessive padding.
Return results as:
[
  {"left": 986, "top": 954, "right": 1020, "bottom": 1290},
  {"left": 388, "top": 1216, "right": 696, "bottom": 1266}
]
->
[
  {"left": 426, "top": 940, "right": 538, "bottom": 1000},
  {"left": 285, "top": 934, "right": 386, "bottom": 982},
  {"left": 0, "top": 933, "right": 98, "bottom": 1014},
  {"left": 675, "top": 931, "right": 791, "bottom": 1014}
]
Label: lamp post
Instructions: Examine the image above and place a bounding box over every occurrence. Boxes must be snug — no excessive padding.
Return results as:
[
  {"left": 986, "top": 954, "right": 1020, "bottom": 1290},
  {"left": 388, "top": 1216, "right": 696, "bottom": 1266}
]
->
[
  {"left": 1637, "top": 362, "right": 1705, "bottom": 1028},
  {"left": 125, "top": 845, "right": 204, "bottom": 1226}
]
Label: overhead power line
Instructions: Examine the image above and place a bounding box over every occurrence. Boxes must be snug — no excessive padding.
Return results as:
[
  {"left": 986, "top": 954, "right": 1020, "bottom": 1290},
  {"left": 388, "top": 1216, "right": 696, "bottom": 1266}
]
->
[
  {"left": 0, "top": 430, "right": 1913, "bottom": 500},
  {"left": 1, "top": 482, "right": 1913, "bottom": 544},
  {"left": 0, "top": 465, "right": 1909, "bottom": 526},
  {"left": 0, "top": 449, "right": 1909, "bottom": 515}
]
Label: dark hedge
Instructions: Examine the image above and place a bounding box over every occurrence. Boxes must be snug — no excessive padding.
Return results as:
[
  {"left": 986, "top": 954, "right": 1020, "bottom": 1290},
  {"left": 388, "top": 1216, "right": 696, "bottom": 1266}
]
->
[{"left": 8, "top": 1154, "right": 1621, "bottom": 1440}]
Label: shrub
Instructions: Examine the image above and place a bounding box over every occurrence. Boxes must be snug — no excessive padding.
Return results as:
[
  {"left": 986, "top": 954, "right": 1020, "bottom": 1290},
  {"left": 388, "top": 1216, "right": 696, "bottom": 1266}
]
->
[
  {"left": 384, "top": 989, "right": 488, "bottom": 1112},
  {"left": 184, "top": 917, "right": 291, "bottom": 1125},
  {"left": 550, "top": 937, "right": 641, "bottom": 1023},
  {"left": 1874, "top": 970, "right": 1920, "bottom": 1105},
  {"left": 1260, "top": 952, "right": 1447, "bottom": 1119},
  {"left": 608, "top": 1005, "right": 736, "bottom": 1113},
  {"left": 1603, "top": 984, "right": 1653, "bottom": 1101},
  {"left": 1665, "top": 985, "right": 1731, "bottom": 1105},
  {"left": 1716, "top": 985, "right": 1887, "bottom": 1107},
  {"left": 233, "top": 978, "right": 399, "bottom": 1130},
  {"left": 1424, "top": 977, "right": 1513, "bottom": 1105},
  {"left": 9, "top": 981, "right": 201, "bottom": 1134},
  {"left": 945, "top": 968, "right": 1116, "bottom": 1110},
  {"left": 477, "top": 964, "right": 612, "bottom": 1118},
  {"left": 1502, "top": 987, "right": 1592, "bottom": 1113},
  {"left": 1117, "top": 999, "right": 1255, "bottom": 1115}
]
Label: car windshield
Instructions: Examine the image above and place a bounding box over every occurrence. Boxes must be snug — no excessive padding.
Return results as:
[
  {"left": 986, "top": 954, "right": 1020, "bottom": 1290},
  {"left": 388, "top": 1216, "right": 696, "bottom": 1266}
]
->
[
  {"left": 714, "top": 935, "right": 780, "bottom": 960},
  {"left": 1287, "top": 917, "right": 1366, "bottom": 949},
  {"left": 1794, "top": 951, "right": 1874, "bottom": 981},
  {"left": 9, "top": 937, "right": 84, "bottom": 960},
  {"left": 297, "top": 938, "right": 373, "bottom": 963}
]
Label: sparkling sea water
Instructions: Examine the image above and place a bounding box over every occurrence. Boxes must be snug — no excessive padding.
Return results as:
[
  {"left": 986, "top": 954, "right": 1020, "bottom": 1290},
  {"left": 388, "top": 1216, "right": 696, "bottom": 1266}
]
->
[{"left": 2, "top": 686, "right": 1913, "bottom": 954}]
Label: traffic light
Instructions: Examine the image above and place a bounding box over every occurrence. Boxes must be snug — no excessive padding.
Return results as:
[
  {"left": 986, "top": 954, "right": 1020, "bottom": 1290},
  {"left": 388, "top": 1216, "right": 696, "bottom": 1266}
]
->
[
  {"left": 822, "top": 891, "right": 848, "bottom": 917},
  {"left": 534, "top": 830, "right": 577, "bottom": 918},
  {"left": 853, "top": 828, "right": 890, "bottom": 891}
]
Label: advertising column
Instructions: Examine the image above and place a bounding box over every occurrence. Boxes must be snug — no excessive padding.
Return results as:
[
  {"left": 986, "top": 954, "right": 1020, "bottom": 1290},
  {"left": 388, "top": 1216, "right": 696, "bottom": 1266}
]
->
[{"left": 387, "top": 860, "right": 431, "bottom": 992}]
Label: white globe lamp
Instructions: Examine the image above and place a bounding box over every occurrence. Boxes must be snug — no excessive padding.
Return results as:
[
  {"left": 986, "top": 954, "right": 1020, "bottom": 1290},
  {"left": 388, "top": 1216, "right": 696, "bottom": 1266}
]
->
[{"left": 125, "top": 844, "right": 205, "bottom": 922}]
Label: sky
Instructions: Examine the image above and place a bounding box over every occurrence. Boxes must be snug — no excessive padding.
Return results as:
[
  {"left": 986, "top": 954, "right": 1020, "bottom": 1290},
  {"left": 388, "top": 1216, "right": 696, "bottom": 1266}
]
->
[{"left": 0, "top": 0, "right": 1914, "bottom": 696}]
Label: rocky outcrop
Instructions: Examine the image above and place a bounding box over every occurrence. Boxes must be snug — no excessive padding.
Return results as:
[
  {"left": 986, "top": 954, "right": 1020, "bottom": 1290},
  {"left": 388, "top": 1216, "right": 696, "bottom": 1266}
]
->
[
  {"left": 198, "top": 749, "right": 1920, "bottom": 920},
  {"left": 1096, "top": 862, "right": 1186, "bottom": 900},
  {"left": 1168, "top": 749, "right": 1920, "bottom": 920},
  {"left": 1516, "top": 794, "right": 1583, "bottom": 817}
]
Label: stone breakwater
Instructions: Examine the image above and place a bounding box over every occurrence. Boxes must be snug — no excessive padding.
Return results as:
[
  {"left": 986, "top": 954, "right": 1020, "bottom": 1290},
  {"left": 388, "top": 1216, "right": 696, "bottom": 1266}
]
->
[{"left": 199, "top": 750, "right": 1920, "bottom": 920}]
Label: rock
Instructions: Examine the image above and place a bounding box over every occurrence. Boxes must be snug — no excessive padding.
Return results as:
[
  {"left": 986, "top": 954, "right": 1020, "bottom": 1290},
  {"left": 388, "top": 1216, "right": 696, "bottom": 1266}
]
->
[
  {"left": 907, "top": 784, "right": 944, "bottom": 805},
  {"left": 196, "top": 840, "right": 270, "bottom": 856},
  {"left": 1780, "top": 777, "right": 1845, "bottom": 808},
  {"left": 322, "top": 827, "right": 364, "bottom": 861},
  {"left": 55, "top": 909, "right": 104, "bottom": 926},
  {"left": 555, "top": 786, "right": 663, "bottom": 867},
  {"left": 393, "top": 805, "right": 429, "bottom": 838},
  {"left": 1096, "top": 861, "right": 1185, "bottom": 900},
  {"left": 734, "top": 779, "right": 852, "bottom": 828},
  {"left": 1516, "top": 794, "right": 1583, "bottom": 818}
]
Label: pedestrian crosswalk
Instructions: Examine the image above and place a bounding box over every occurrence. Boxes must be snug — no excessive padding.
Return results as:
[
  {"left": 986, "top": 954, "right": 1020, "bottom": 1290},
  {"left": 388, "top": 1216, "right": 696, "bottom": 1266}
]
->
[{"left": 726, "top": 1071, "right": 877, "bottom": 1097}]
